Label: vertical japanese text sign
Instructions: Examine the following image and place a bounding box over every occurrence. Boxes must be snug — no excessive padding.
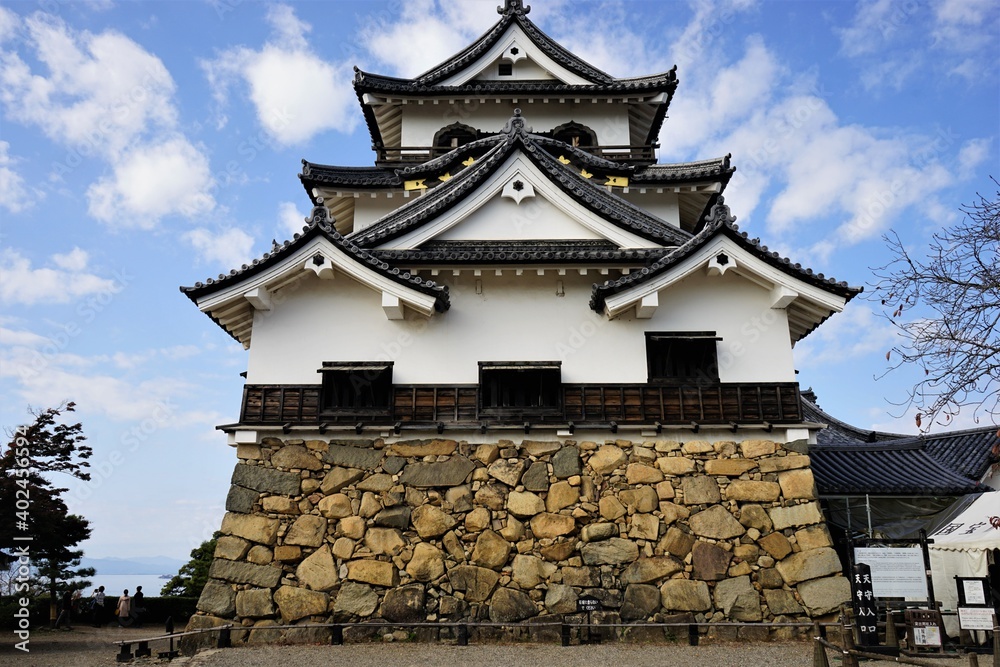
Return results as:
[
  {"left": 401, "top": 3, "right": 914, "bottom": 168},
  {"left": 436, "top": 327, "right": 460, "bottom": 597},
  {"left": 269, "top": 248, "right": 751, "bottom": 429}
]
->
[{"left": 852, "top": 562, "right": 880, "bottom": 646}]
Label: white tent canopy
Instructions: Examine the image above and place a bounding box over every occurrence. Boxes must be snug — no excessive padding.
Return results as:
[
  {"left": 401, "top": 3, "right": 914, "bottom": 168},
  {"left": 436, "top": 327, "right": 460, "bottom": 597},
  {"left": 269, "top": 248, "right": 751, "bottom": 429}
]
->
[{"left": 928, "top": 492, "right": 1000, "bottom": 636}]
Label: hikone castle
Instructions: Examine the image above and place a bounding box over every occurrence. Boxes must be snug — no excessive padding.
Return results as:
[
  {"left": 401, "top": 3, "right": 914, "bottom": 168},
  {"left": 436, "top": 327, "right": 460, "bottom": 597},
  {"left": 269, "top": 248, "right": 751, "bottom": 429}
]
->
[{"left": 180, "top": 0, "right": 997, "bottom": 643}]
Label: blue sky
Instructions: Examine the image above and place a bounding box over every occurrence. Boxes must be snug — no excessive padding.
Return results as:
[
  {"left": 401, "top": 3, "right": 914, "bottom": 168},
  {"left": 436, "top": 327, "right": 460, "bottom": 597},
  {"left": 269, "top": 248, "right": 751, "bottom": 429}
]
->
[{"left": 1, "top": 0, "right": 997, "bottom": 561}]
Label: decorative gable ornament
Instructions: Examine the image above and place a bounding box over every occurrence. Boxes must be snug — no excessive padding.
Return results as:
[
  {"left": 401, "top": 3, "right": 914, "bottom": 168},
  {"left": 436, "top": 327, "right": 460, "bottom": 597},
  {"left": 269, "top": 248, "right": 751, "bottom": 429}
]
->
[{"left": 501, "top": 175, "right": 535, "bottom": 205}]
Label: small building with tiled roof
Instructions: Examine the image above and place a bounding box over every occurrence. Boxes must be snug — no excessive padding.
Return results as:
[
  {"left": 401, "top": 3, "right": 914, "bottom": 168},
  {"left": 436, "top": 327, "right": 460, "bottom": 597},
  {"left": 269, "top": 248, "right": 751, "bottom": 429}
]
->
[{"left": 800, "top": 394, "right": 997, "bottom": 540}]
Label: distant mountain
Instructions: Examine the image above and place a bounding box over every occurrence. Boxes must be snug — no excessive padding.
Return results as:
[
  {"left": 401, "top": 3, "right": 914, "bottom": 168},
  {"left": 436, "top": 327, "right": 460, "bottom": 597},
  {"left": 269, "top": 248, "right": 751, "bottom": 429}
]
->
[{"left": 81, "top": 556, "right": 185, "bottom": 575}]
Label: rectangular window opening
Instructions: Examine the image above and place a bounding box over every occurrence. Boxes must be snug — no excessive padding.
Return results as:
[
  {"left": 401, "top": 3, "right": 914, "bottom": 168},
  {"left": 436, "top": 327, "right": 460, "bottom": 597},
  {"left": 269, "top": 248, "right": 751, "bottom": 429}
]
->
[
  {"left": 498, "top": 63, "right": 513, "bottom": 76},
  {"left": 319, "top": 361, "right": 393, "bottom": 415},
  {"left": 646, "top": 332, "right": 721, "bottom": 384},
  {"left": 479, "top": 361, "right": 561, "bottom": 417}
]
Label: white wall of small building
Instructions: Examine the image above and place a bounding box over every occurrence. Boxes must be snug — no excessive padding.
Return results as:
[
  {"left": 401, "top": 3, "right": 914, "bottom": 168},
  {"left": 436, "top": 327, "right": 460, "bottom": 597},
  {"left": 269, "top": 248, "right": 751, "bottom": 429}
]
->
[
  {"left": 399, "top": 101, "right": 632, "bottom": 148},
  {"left": 244, "top": 267, "right": 796, "bottom": 386}
]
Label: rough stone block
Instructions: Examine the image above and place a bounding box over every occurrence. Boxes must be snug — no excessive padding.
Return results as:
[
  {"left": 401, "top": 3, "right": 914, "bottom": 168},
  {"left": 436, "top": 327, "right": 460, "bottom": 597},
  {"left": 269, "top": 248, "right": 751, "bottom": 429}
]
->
[
  {"left": 775, "top": 547, "right": 843, "bottom": 585},
  {"left": 489, "top": 587, "right": 538, "bottom": 622},
  {"left": 659, "top": 580, "right": 711, "bottom": 612},
  {"left": 688, "top": 505, "right": 745, "bottom": 539},
  {"left": 529, "top": 513, "right": 576, "bottom": 539},
  {"left": 551, "top": 446, "right": 581, "bottom": 478},
  {"left": 778, "top": 468, "right": 816, "bottom": 500},
  {"left": 448, "top": 565, "right": 500, "bottom": 602},
  {"left": 588, "top": 445, "right": 627, "bottom": 474},
  {"left": 226, "top": 485, "right": 258, "bottom": 514},
  {"left": 411, "top": 504, "right": 457, "bottom": 539},
  {"left": 691, "top": 540, "right": 732, "bottom": 581},
  {"left": 626, "top": 463, "right": 663, "bottom": 484},
  {"left": 657, "top": 457, "right": 696, "bottom": 476},
  {"left": 768, "top": 502, "right": 823, "bottom": 530},
  {"left": 197, "top": 579, "right": 236, "bottom": 617},
  {"left": 703, "top": 459, "right": 758, "bottom": 476},
  {"left": 739, "top": 440, "right": 776, "bottom": 458},
  {"left": 346, "top": 560, "right": 398, "bottom": 587},
  {"left": 581, "top": 538, "right": 639, "bottom": 565},
  {"left": 399, "top": 456, "right": 475, "bottom": 488},
  {"left": 215, "top": 535, "right": 251, "bottom": 561},
  {"left": 681, "top": 476, "right": 721, "bottom": 505},
  {"left": 725, "top": 480, "right": 781, "bottom": 502},
  {"left": 274, "top": 586, "right": 329, "bottom": 623},
  {"left": 324, "top": 443, "right": 384, "bottom": 470},
  {"left": 796, "top": 575, "right": 852, "bottom": 615},
  {"left": 471, "top": 530, "right": 511, "bottom": 570},
  {"left": 220, "top": 512, "right": 280, "bottom": 546},
  {"left": 209, "top": 559, "right": 282, "bottom": 588},
  {"left": 284, "top": 514, "right": 328, "bottom": 547},
  {"left": 320, "top": 467, "right": 365, "bottom": 495},
  {"left": 758, "top": 454, "right": 811, "bottom": 473},
  {"left": 231, "top": 463, "right": 301, "bottom": 495},
  {"left": 270, "top": 445, "right": 322, "bottom": 471},
  {"left": 622, "top": 556, "right": 683, "bottom": 584},
  {"left": 236, "top": 588, "right": 275, "bottom": 618},
  {"left": 714, "top": 575, "right": 761, "bottom": 621},
  {"left": 389, "top": 439, "right": 457, "bottom": 457},
  {"left": 521, "top": 461, "right": 550, "bottom": 492},
  {"left": 296, "top": 545, "right": 338, "bottom": 591}
]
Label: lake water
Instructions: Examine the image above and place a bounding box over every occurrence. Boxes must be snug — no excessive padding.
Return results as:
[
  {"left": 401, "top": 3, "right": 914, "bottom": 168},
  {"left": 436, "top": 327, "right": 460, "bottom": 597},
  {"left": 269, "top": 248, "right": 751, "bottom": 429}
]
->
[{"left": 72, "top": 574, "right": 175, "bottom": 597}]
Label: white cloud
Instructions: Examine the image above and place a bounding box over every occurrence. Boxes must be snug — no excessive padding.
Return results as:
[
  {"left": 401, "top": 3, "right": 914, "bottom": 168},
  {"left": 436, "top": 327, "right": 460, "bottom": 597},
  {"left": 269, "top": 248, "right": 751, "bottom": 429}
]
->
[
  {"left": 360, "top": 0, "right": 501, "bottom": 78},
  {"left": 277, "top": 201, "right": 307, "bottom": 239},
  {"left": 0, "top": 140, "right": 32, "bottom": 213},
  {"left": 0, "top": 12, "right": 177, "bottom": 158},
  {"left": 203, "top": 4, "right": 357, "bottom": 146},
  {"left": 0, "top": 247, "right": 118, "bottom": 306},
  {"left": 0, "top": 11, "right": 217, "bottom": 228},
  {"left": 51, "top": 247, "right": 90, "bottom": 272},
  {"left": 0, "top": 6, "right": 18, "bottom": 45},
  {"left": 794, "top": 305, "right": 898, "bottom": 370},
  {"left": 956, "top": 137, "right": 991, "bottom": 178},
  {"left": 86, "top": 137, "right": 216, "bottom": 228},
  {"left": 931, "top": 0, "right": 997, "bottom": 52},
  {"left": 837, "top": 0, "right": 904, "bottom": 58},
  {"left": 183, "top": 227, "right": 255, "bottom": 268}
]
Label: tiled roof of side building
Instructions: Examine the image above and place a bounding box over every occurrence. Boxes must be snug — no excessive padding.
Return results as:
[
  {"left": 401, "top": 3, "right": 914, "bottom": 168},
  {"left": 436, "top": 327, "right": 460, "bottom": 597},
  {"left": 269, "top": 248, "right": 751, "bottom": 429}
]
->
[
  {"left": 803, "top": 397, "right": 999, "bottom": 482},
  {"left": 809, "top": 443, "right": 988, "bottom": 496},
  {"left": 346, "top": 111, "right": 694, "bottom": 249},
  {"left": 589, "top": 197, "right": 862, "bottom": 312},
  {"left": 180, "top": 204, "right": 450, "bottom": 312}
]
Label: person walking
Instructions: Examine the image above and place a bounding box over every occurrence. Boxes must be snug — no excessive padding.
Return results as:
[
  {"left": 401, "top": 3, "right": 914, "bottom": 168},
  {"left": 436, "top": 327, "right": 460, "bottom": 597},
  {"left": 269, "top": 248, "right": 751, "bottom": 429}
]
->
[
  {"left": 53, "top": 588, "right": 74, "bottom": 630},
  {"left": 116, "top": 589, "right": 132, "bottom": 627}
]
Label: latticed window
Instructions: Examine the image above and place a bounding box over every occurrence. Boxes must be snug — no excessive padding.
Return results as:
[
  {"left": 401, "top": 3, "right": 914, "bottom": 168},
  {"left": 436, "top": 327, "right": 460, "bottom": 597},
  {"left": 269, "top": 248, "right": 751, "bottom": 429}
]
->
[
  {"left": 319, "top": 362, "right": 393, "bottom": 414},
  {"left": 479, "top": 361, "right": 561, "bottom": 417},
  {"left": 646, "top": 333, "right": 720, "bottom": 384}
]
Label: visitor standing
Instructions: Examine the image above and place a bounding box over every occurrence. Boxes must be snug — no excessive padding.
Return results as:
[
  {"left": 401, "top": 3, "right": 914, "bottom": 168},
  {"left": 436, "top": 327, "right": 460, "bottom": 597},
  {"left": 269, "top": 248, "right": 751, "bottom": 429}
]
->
[
  {"left": 116, "top": 590, "right": 132, "bottom": 627},
  {"left": 91, "top": 586, "right": 106, "bottom": 627},
  {"left": 130, "top": 585, "right": 145, "bottom": 628}
]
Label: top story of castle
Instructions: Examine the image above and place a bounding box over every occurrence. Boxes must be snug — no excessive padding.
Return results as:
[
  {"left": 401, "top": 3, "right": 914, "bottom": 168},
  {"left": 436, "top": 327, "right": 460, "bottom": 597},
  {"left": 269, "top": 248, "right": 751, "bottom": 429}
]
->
[{"left": 182, "top": 0, "right": 861, "bottom": 446}]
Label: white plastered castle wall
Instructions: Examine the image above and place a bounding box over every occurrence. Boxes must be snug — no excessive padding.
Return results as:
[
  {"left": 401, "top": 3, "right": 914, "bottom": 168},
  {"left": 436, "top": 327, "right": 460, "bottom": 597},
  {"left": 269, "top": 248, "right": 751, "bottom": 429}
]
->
[
  {"left": 399, "top": 102, "right": 632, "bottom": 148},
  {"left": 244, "top": 268, "right": 795, "bottom": 386}
]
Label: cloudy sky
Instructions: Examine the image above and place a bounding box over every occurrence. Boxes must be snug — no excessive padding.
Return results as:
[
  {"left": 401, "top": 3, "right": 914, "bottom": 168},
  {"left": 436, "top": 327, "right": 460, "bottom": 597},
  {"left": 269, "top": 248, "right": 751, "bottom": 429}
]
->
[{"left": 1, "top": 0, "right": 997, "bottom": 562}]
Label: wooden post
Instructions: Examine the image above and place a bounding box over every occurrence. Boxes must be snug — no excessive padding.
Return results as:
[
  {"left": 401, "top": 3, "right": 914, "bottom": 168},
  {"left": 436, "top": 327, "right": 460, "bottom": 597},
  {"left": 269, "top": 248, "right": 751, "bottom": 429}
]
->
[
  {"left": 885, "top": 608, "right": 899, "bottom": 648},
  {"left": 992, "top": 613, "right": 998, "bottom": 667},
  {"left": 813, "top": 623, "right": 831, "bottom": 667},
  {"left": 561, "top": 622, "right": 570, "bottom": 647},
  {"left": 841, "top": 608, "right": 860, "bottom": 667},
  {"left": 969, "top": 652, "right": 980, "bottom": 667}
]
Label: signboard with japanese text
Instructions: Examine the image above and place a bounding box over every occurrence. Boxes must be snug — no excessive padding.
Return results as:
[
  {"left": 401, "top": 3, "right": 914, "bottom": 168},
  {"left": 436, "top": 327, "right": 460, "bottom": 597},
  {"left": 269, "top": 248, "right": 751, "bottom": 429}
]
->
[
  {"left": 854, "top": 547, "right": 929, "bottom": 599},
  {"left": 957, "top": 607, "right": 996, "bottom": 631},
  {"left": 851, "top": 563, "right": 879, "bottom": 646}
]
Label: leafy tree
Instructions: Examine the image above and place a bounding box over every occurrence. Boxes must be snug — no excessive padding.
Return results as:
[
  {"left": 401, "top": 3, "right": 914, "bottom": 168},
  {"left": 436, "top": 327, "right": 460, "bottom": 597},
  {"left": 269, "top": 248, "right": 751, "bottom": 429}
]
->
[
  {"left": 1, "top": 403, "right": 95, "bottom": 623},
  {"left": 161, "top": 534, "right": 219, "bottom": 597},
  {"left": 872, "top": 179, "right": 1000, "bottom": 427}
]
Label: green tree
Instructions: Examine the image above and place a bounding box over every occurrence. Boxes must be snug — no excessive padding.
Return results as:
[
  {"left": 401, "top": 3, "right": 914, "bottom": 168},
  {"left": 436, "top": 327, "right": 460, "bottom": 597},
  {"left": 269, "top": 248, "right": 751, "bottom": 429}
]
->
[
  {"left": 1, "top": 403, "right": 95, "bottom": 624},
  {"left": 161, "top": 534, "right": 219, "bottom": 597},
  {"left": 872, "top": 180, "right": 1000, "bottom": 427}
]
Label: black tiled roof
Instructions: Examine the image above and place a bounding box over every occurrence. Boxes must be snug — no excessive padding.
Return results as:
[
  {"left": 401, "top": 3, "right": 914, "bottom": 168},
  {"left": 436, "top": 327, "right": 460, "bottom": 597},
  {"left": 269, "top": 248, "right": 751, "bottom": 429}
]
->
[
  {"left": 346, "top": 111, "right": 693, "bottom": 249},
  {"left": 810, "top": 443, "right": 987, "bottom": 496},
  {"left": 300, "top": 145, "right": 731, "bottom": 196},
  {"left": 805, "top": 396, "right": 998, "bottom": 496},
  {"left": 352, "top": 0, "right": 677, "bottom": 151},
  {"left": 180, "top": 203, "right": 450, "bottom": 312},
  {"left": 372, "top": 240, "right": 671, "bottom": 265},
  {"left": 589, "top": 197, "right": 862, "bottom": 312}
]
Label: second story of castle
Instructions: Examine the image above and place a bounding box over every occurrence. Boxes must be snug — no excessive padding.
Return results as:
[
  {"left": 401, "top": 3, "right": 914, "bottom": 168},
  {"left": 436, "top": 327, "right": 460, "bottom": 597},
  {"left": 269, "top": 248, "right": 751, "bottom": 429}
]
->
[{"left": 181, "top": 1, "right": 861, "bottom": 443}]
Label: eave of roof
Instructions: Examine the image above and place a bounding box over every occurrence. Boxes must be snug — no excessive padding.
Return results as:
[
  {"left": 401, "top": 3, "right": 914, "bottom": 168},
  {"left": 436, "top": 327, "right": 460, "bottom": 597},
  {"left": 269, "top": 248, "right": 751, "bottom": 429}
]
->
[
  {"left": 345, "top": 111, "right": 693, "bottom": 250},
  {"left": 589, "top": 196, "right": 862, "bottom": 312},
  {"left": 372, "top": 240, "right": 671, "bottom": 265},
  {"left": 180, "top": 205, "right": 450, "bottom": 311},
  {"left": 300, "top": 150, "right": 732, "bottom": 198}
]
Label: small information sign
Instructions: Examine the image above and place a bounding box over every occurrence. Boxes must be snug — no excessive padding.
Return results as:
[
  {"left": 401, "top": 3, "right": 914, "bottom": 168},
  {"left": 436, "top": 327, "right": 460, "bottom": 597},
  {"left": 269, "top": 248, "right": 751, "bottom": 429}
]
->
[
  {"left": 904, "top": 609, "right": 943, "bottom": 648},
  {"left": 577, "top": 596, "right": 601, "bottom": 613},
  {"left": 958, "top": 607, "right": 996, "bottom": 631}
]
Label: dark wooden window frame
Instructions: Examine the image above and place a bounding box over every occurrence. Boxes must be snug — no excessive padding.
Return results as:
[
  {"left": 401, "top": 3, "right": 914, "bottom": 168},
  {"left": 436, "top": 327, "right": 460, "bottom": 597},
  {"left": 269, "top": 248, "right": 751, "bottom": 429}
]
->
[
  {"left": 646, "top": 332, "right": 722, "bottom": 385},
  {"left": 478, "top": 361, "right": 562, "bottom": 419},
  {"left": 318, "top": 361, "right": 394, "bottom": 416}
]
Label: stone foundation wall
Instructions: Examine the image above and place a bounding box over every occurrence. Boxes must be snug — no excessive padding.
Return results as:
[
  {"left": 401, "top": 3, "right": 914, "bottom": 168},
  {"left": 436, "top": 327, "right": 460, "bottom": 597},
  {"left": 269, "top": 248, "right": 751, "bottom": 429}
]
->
[{"left": 190, "top": 436, "right": 851, "bottom": 641}]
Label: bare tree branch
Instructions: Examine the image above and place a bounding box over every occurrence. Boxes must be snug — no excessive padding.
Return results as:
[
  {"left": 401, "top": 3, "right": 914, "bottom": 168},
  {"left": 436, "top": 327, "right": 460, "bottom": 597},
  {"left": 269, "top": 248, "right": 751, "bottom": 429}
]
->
[{"left": 869, "top": 177, "right": 1000, "bottom": 428}]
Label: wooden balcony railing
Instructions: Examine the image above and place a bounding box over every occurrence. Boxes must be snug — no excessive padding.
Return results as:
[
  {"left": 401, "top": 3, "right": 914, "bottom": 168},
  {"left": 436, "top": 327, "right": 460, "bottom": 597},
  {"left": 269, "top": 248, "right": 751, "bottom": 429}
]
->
[{"left": 240, "top": 382, "right": 802, "bottom": 427}]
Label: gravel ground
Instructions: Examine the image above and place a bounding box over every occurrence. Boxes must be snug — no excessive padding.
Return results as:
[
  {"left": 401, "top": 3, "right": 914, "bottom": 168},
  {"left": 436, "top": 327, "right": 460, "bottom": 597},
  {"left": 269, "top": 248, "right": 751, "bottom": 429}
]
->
[{"left": 0, "top": 628, "right": 985, "bottom": 667}]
